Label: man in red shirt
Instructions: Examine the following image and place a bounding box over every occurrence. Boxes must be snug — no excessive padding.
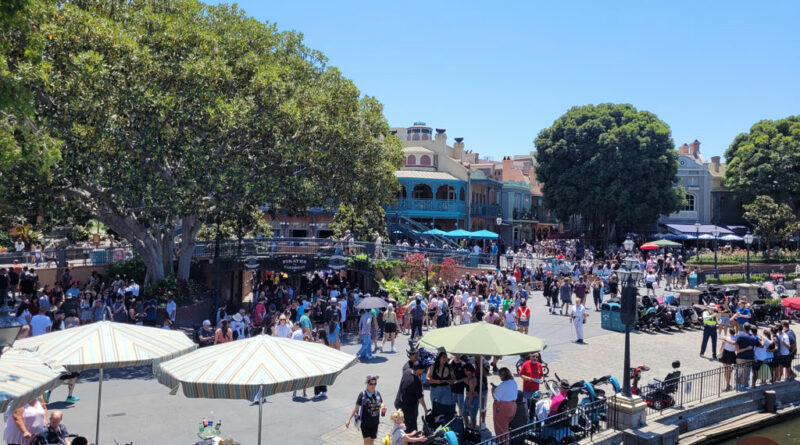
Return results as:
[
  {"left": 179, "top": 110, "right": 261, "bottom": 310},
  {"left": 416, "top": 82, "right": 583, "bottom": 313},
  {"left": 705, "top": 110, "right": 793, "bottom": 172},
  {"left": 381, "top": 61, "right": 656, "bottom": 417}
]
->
[{"left": 519, "top": 352, "right": 543, "bottom": 401}]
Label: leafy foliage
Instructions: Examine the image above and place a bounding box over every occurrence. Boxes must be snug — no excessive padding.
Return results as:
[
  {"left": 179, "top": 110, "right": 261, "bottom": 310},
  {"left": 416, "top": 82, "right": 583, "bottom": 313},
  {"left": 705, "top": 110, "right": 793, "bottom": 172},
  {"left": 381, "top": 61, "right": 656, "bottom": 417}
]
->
[
  {"left": 0, "top": 0, "right": 402, "bottom": 282},
  {"left": 534, "top": 104, "right": 684, "bottom": 238},
  {"left": 329, "top": 203, "right": 388, "bottom": 241},
  {"left": 743, "top": 195, "right": 799, "bottom": 246},
  {"left": 724, "top": 116, "right": 800, "bottom": 212}
]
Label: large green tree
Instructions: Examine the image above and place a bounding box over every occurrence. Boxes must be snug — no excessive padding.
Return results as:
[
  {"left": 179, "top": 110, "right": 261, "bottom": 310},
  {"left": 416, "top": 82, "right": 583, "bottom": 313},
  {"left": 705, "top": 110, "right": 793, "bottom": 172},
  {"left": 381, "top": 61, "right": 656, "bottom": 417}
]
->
[
  {"left": 329, "top": 203, "right": 388, "bottom": 241},
  {"left": 723, "top": 116, "right": 800, "bottom": 213},
  {"left": 534, "top": 104, "right": 684, "bottom": 243},
  {"left": 0, "top": 0, "right": 402, "bottom": 282},
  {"left": 742, "top": 195, "right": 799, "bottom": 247}
]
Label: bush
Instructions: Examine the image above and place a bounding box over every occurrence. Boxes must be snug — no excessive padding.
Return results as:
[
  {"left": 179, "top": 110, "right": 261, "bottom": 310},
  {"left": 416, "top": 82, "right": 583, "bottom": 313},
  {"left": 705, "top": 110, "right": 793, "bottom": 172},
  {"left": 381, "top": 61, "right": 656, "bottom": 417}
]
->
[
  {"left": 0, "top": 231, "right": 13, "bottom": 250},
  {"left": 104, "top": 256, "right": 147, "bottom": 283}
]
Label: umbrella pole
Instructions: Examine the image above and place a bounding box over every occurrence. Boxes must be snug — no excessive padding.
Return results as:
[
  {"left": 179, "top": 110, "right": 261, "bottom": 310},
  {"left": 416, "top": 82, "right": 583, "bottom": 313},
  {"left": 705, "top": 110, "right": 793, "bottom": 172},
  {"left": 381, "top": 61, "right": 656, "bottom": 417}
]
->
[
  {"left": 478, "top": 358, "right": 484, "bottom": 431},
  {"left": 257, "top": 384, "right": 264, "bottom": 445},
  {"left": 96, "top": 368, "right": 103, "bottom": 445}
]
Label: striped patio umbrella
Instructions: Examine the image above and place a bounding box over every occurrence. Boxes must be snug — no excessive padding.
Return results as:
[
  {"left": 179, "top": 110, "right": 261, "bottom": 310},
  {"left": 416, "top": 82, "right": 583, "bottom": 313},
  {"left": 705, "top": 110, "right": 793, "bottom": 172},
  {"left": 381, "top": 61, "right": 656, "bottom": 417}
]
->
[
  {"left": 0, "top": 348, "right": 67, "bottom": 412},
  {"left": 156, "top": 335, "right": 357, "bottom": 445},
  {"left": 15, "top": 321, "right": 196, "bottom": 445}
]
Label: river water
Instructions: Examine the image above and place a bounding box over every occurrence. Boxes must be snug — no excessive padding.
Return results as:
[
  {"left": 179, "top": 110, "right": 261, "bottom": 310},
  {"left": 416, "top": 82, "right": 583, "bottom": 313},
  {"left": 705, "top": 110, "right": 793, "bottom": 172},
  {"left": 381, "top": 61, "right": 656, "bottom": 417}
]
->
[{"left": 718, "top": 415, "right": 800, "bottom": 444}]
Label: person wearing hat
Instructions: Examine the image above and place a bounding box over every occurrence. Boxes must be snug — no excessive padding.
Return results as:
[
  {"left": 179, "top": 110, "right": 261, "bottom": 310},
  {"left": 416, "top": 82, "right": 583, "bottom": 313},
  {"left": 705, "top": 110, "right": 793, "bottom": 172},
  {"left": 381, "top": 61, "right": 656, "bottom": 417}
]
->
[
  {"left": 197, "top": 320, "right": 214, "bottom": 347},
  {"left": 394, "top": 361, "right": 427, "bottom": 434},
  {"left": 700, "top": 304, "right": 719, "bottom": 360},
  {"left": 345, "top": 375, "right": 386, "bottom": 444},
  {"left": 273, "top": 314, "right": 293, "bottom": 338},
  {"left": 549, "top": 380, "right": 570, "bottom": 416},
  {"left": 231, "top": 310, "right": 247, "bottom": 340}
]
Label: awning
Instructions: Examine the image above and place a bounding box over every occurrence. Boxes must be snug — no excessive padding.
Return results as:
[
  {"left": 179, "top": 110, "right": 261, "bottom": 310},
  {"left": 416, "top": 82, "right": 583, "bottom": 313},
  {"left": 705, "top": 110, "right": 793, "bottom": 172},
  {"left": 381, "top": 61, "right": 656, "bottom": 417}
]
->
[{"left": 664, "top": 224, "right": 734, "bottom": 236}]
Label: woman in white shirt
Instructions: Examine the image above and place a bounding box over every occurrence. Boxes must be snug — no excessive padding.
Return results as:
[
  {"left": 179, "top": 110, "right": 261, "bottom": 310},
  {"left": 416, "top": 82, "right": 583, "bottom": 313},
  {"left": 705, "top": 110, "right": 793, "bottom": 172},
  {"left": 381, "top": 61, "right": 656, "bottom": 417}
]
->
[
  {"left": 491, "top": 368, "right": 518, "bottom": 442},
  {"left": 272, "top": 314, "right": 293, "bottom": 338}
]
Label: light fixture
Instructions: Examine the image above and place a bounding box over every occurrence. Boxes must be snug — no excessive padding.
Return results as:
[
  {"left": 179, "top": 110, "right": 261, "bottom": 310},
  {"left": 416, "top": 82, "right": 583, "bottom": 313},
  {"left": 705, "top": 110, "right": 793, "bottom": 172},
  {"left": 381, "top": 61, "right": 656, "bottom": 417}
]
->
[
  {"left": 744, "top": 232, "right": 754, "bottom": 246},
  {"left": 496, "top": 217, "right": 503, "bottom": 226}
]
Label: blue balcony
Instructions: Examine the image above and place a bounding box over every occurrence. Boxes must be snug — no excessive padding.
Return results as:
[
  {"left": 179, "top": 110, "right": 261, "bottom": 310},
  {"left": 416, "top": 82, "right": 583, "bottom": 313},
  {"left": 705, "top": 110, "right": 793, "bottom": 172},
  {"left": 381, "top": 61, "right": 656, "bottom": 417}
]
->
[
  {"left": 385, "top": 198, "right": 467, "bottom": 219},
  {"left": 471, "top": 204, "right": 502, "bottom": 217}
]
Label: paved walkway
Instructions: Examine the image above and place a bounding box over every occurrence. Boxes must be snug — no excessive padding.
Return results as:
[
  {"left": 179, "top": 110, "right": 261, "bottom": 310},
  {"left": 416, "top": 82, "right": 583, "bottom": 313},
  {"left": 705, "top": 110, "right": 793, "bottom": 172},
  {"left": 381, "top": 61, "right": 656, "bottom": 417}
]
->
[{"left": 0, "top": 284, "right": 779, "bottom": 444}]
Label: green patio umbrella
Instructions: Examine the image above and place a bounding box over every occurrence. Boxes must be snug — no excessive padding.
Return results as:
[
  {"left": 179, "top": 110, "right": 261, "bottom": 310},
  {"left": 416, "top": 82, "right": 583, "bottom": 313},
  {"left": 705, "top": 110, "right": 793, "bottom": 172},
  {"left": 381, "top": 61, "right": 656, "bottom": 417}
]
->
[
  {"left": 419, "top": 321, "right": 545, "bottom": 356},
  {"left": 651, "top": 239, "right": 681, "bottom": 248}
]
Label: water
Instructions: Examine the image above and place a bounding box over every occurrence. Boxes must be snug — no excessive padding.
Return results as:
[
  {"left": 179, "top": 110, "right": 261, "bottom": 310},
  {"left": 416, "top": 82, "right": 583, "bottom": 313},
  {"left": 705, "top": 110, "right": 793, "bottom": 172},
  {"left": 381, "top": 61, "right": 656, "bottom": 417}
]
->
[{"left": 718, "top": 415, "right": 800, "bottom": 445}]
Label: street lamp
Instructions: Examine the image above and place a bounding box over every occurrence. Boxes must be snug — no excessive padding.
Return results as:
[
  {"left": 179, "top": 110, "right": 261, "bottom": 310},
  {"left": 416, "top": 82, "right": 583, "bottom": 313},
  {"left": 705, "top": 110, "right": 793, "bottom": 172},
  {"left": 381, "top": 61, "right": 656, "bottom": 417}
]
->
[
  {"left": 617, "top": 236, "right": 643, "bottom": 398},
  {"left": 423, "top": 257, "right": 431, "bottom": 291},
  {"left": 496, "top": 217, "right": 503, "bottom": 269},
  {"left": 744, "top": 231, "right": 754, "bottom": 283},
  {"left": 694, "top": 222, "right": 701, "bottom": 261},
  {"left": 712, "top": 227, "right": 720, "bottom": 279}
]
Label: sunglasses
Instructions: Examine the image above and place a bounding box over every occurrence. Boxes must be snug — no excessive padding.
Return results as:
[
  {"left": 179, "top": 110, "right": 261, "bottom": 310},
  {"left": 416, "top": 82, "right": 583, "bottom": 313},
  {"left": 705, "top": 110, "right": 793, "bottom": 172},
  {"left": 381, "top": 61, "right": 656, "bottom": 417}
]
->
[{"left": 368, "top": 382, "right": 377, "bottom": 386}]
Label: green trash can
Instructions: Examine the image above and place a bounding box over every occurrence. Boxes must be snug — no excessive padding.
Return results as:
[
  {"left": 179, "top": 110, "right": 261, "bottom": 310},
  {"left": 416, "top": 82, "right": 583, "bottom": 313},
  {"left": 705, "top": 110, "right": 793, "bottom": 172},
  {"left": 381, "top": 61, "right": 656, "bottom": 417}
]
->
[
  {"left": 92, "top": 248, "right": 107, "bottom": 265},
  {"left": 601, "top": 302, "right": 626, "bottom": 332},
  {"left": 469, "top": 253, "right": 479, "bottom": 268}
]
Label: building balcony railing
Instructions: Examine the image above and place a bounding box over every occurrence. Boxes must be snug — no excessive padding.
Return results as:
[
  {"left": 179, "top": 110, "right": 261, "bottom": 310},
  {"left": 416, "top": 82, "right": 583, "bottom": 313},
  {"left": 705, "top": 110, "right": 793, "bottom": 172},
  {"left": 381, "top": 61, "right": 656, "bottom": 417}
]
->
[
  {"left": 513, "top": 208, "right": 538, "bottom": 221},
  {"left": 471, "top": 204, "right": 502, "bottom": 217},
  {"left": 385, "top": 198, "right": 466, "bottom": 213}
]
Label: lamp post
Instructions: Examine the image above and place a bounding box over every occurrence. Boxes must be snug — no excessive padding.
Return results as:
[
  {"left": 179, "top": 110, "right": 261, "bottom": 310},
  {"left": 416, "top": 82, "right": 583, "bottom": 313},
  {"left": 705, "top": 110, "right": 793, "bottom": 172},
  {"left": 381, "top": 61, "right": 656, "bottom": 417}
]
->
[
  {"left": 423, "top": 257, "right": 430, "bottom": 291},
  {"left": 694, "top": 222, "right": 701, "bottom": 261},
  {"left": 617, "top": 236, "right": 643, "bottom": 398},
  {"left": 496, "top": 217, "right": 503, "bottom": 269},
  {"left": 744, "top": 231, "right": 754, "bottom": 283},
  {"left": 712, "top": 227, "right": 720, "bottom": 279}
]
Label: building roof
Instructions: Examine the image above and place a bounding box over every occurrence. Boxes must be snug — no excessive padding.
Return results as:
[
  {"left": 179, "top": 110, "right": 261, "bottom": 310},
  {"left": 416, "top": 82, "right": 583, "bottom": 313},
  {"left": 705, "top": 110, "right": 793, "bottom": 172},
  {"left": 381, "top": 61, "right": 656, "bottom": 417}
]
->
[
  {"left": 665, "top": 224, "right": 734, "bottom": 236},
  {"left": 395, "top": 170, "right": 461, "bottom": 181},
  {"left": 708, "top": 163, "right": 726, "bottom": 177},
  {"left": 402, "top": 146, "right": 435, "bottom": 154}
]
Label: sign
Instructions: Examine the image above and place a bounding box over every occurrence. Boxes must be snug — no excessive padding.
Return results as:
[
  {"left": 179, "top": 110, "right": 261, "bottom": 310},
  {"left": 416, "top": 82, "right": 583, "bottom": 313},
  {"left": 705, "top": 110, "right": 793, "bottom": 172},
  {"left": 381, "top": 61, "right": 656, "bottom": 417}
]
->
[
  {"left": 328, "top": 254, "right": 346, "bottom": 270},
  {"left": 278, "top": 256, "right": 312, "bottom": 274},
  {"left": 244, "top": 256, "right": 260, "bottom": 270}
]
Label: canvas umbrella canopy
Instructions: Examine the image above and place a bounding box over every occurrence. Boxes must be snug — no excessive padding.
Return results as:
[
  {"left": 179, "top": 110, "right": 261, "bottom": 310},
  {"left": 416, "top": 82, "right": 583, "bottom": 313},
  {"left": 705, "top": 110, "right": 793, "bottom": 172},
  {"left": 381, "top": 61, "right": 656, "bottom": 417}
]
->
[
  {"left": 720, "top": 234, "right": 743, "bottom": 241},
  {"left": 15, "top": 321, "right": 196, "bottom": 445},
  {"left": 470, "top": 229, "right": 499, "bottom": 240},
  {"left": 651, "top": 239, "right": 682, "bottom": 248},
  {"left": 419, "top": 321, "right": 545, "bottom": 425},
  {"left": 156, "top": 334, "right": 357, "bottom": 445},
  {"left": 640, "top": 242, "right": 659, "bottom": 250},
  {"left": 355, "top": 296, "right": 390, "bottom": 310},
  {"left": 444, "top": 229, "right": 473, "bottom": 238},
  {"left": 423, "top": 228, "right": 447, "bottom": 236},
  {"left": 0, "top": 348, "right": 67, "bottom": 412}
]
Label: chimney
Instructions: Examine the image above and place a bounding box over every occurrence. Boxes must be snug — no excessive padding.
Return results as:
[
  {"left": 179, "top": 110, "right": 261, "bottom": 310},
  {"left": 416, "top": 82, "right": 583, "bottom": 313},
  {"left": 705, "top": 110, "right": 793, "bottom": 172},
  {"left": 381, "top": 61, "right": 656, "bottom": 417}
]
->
[
  {"left": 453, "top": 137, "right": 465, "bottom": 160},
  {"left": 690, "top": 139, "right": 700, "bottom": 157},
  {"left": 679, "top": 143, "right": 689, "bottom": 155},
  {"left": 711, "top": 156, "right": 720, "bottom": 173},
  {"left": 502, "top": 156, "right": 513, "bottom": 175},
  {"left": 435, "top": 128, "right": 446, "bottom": 147}
]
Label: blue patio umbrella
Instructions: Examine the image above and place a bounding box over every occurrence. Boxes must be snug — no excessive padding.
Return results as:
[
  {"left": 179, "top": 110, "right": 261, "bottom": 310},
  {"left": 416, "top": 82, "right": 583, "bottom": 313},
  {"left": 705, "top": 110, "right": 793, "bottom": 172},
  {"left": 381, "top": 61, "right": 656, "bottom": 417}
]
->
[
  {"left": 720, "top": 234, "right": 743, "bottom": 241},
  {"left": 444, "top": 229, "right": 474, "bottom": 238},
  {"left": 423, "top": 228, "right": 447, "bottom": 236},
  {"left": 470, "top": 229, "right": 499, "bottom": 240}
]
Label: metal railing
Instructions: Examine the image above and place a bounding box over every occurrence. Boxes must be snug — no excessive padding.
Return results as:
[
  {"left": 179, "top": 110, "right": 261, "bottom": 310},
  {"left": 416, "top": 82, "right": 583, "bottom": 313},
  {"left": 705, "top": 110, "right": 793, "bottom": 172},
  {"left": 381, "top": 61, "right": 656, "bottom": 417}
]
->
[
  {"left": 0, "top": 246, "right": 134, "bottom": 267},
  {"left": 640, "top": 355, "right": 800, "bottom": 415},
  {"left": 476, "top": 398, "right": 611, "bottom": 445},
  {"left": 385, "top": 198, "right": 467, "bottom": 213}
]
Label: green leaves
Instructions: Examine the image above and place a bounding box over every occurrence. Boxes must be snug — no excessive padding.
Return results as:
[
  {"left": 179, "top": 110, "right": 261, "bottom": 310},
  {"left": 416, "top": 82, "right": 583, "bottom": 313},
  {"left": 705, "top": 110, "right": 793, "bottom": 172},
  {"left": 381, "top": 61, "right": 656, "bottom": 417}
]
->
[
  {"left": 534, "top": 103, "right": 683, "bottom": 232},
  {"left": 742, "top": 195, "right": 799, "bottom": 246},
  {"left": 723, "top": 116, "right": 800, "bottom": 213}
]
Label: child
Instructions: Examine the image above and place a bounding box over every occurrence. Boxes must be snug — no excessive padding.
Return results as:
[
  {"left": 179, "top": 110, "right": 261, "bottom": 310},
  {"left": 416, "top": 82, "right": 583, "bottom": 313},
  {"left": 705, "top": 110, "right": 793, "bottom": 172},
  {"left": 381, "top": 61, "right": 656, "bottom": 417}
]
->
[{"left": 390, "top": 410, "right": 426, "bottom": 445}]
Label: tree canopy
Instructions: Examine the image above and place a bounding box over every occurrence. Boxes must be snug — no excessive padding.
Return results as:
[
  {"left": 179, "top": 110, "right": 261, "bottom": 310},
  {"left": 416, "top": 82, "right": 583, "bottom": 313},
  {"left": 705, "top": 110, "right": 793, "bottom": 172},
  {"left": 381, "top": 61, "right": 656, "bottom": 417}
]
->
[
  {"left": 723, "top": 116, "right": 800, "bottom": 213},
  {"left": 0, "top": 0, "right": 402, "bottom": 282},
  {"left": 534, "top": 103, "right": 684, "bottom": 241},
  {"left": 742, "top": 195, "right": 799, "bottom": 246}
]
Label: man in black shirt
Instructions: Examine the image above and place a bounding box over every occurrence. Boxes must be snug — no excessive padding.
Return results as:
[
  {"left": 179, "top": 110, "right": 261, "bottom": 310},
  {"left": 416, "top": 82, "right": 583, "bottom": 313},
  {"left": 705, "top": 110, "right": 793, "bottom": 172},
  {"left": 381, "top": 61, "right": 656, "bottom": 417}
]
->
[
  {"left": 395, "top": 361, "right": 428, "bottom": 433},
  {"left": 8, "top": 263, "right": 20, "bottom": 300},
  {"left": 450, "top": 355, "right": 467, "bottom": 417}
]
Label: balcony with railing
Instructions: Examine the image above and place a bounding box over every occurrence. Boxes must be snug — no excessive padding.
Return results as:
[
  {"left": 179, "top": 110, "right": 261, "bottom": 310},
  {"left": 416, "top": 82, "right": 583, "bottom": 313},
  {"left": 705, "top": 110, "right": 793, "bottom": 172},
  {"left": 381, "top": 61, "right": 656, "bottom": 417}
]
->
[
  {"left": 512, "top": 208, "right": 538, "bottom": 221},
  {"left": 384, "top": 198, "right": 466, "bottom": 214},
  {"left": 471, "top": 203, "right": 502, "bottom": 217}
]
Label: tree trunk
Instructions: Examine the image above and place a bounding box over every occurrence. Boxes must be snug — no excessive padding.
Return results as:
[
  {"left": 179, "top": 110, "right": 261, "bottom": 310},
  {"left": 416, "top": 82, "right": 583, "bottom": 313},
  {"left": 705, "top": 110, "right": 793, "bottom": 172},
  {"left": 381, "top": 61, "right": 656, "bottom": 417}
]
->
[{"left": 177, "top": 215, "right": 201, "bottom": 281}]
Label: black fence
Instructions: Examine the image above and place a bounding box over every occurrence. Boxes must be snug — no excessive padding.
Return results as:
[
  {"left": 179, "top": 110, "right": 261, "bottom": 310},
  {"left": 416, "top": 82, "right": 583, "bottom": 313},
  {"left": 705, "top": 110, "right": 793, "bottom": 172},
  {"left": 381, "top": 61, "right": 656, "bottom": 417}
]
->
[
  {"left": 640, "top": 355, "right": 800, "bottom": 415},
  {"left": 475, "top": 398, "right": 612, "bottom": 445}
]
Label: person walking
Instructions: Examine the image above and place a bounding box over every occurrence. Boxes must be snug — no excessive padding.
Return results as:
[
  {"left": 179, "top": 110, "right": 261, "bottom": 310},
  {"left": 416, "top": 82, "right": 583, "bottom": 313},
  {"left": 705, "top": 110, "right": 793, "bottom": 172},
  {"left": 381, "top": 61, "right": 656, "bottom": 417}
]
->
[
  {"left": 559, "top": 278, "right": 573, "bottom": 316},
  {"left": 4, "top": 396, "right": 46, "bottom": 445},
  {"left": 357, "top": 309, "right": 374, "bottom": 361},
  {"left": 515, "top": 300, "right": 530, "bottom": 335},
  {"left": 700, "top": 304, "right": 719, "bottom": 360},
  {"left": 591, "top": 276, "right": 603, "bottom": 311},
  {"left": 569, "top": 297, "right": 588, "bottom": 344},
  {"left": 346, "top": 375, "right": 386, "bottom": 445},
  {"left": 383, "top": 304, "right": 398, "bottom": 352},
  {"left": 491, "top": 367, "right": 518, "bottom": 444},
  {"left": 409, "top": 298, "right": 425, "bottom": 339}
]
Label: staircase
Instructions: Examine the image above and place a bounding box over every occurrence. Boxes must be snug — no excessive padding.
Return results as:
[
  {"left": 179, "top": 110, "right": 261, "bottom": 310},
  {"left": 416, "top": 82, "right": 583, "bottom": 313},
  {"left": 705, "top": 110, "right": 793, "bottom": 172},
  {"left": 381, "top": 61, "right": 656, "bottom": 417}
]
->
[{"left": 385, "top": 214, "right": 459, "bottom": 248}]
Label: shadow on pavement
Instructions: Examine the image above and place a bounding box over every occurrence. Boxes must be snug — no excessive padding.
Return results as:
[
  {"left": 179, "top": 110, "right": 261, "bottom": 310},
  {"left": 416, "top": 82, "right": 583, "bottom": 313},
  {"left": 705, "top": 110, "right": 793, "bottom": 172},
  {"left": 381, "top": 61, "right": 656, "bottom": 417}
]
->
[{"left": 78, "top": 366, "right": 154, "bottom": 383}]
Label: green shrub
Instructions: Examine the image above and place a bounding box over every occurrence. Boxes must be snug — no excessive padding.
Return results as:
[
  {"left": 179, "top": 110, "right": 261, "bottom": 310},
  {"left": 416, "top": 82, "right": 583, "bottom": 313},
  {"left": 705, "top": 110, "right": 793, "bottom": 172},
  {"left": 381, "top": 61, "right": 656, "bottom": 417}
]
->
[{"left": 104, "top": 256, "right": 147, "bottom": 283}]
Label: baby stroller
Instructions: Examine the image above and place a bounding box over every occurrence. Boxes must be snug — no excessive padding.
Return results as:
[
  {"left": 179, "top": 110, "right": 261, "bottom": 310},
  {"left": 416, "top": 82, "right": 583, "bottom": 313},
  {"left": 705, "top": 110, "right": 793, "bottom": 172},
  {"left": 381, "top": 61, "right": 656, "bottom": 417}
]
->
[{"left": 422, "top": 412, "right": 461, "bottom": 445}]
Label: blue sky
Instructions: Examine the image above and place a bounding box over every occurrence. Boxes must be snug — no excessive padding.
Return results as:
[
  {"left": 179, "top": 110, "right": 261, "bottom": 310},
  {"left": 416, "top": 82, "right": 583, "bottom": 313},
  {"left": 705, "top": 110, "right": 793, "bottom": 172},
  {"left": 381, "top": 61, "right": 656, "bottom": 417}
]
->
[{"left": 217, "top": 1, "right": 799, "bottom": 160}]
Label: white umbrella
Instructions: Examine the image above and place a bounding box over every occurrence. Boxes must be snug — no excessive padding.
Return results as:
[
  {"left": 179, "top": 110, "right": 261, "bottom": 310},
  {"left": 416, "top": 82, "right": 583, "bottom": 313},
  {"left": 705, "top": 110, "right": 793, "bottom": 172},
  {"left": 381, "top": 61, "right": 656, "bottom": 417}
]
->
[
  {"left": 15, "top": 321, "right": 196, "bottom": 445},
  {"left": 0, "top": 348, "right": 67, "bottom": 412},
  {"left": 156, "top": 334, "right": 357, "bottom": 445}
]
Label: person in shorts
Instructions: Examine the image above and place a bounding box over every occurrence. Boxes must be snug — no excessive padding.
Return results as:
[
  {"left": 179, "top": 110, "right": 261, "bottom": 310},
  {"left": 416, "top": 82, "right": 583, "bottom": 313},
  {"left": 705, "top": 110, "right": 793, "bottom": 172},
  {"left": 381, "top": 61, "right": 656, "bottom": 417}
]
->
[{"left": 346, "top": 375, "right": 385, "bottom": 444}]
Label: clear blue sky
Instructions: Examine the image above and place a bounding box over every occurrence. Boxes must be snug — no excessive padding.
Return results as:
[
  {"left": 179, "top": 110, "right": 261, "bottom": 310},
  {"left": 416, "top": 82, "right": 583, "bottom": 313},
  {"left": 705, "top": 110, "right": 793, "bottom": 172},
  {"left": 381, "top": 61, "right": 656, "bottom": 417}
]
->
[{"left": 217, "top": 1, "right": 799, "bottom": 160}]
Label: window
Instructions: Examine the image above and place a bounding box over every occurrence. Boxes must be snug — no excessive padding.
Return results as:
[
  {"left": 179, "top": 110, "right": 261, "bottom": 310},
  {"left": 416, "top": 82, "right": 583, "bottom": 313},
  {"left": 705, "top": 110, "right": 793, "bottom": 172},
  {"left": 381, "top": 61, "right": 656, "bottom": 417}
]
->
[
  {"left": 684, "top": 194, "right": 695, "bottom": 211},
  {"left": 459, "top": 187, "right": 465, "bottom": 201},
  {"left": 406, "top": 155, "right": 416, "bottom": 165},
  {"left": 436, "top": 185, "right": 456, "bottom": 200},
  {"left": 420, "top": 155, "right": 431, "bottom": 166},
  {"left": 411, "top": 184, "right": 432, "bottom": 199},
  {"left": 719, "top": 196, "right": 727, "bottom": 210},
  {"left": 396, "top": 186, "right": 406, "bottom": 199}
]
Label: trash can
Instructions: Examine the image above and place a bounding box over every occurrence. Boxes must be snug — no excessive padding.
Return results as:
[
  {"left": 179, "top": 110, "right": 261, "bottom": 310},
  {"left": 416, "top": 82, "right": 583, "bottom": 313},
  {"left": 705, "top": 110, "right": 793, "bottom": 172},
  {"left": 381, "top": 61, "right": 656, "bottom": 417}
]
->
[
  {"left": 92, "top": 248, "right": 107, "bottom": 265},
  {"left": 469, "top": 253, "right": 479, "bottom": 268},
  {"left": 688, "top": 273, "right": 698, "bottom": 289},
  {"left": 601, "top": 302, "right": 626, "bottom": 332}
]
